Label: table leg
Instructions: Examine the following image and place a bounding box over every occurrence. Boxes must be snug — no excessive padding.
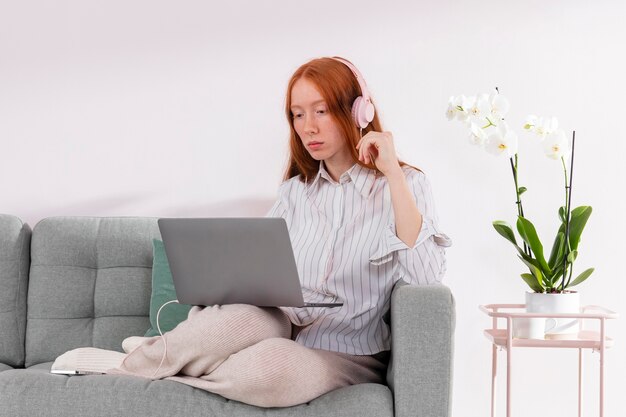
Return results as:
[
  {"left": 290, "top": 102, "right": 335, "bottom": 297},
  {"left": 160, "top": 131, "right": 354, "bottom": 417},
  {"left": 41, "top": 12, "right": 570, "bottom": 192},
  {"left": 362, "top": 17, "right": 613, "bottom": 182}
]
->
[
  {"left": 506, "top": 319, "right": 512, "bottom": 417},
  {"left": 578, "top": 348, "right": 583, "bottom": 417},
  {"left": 600, "top": 320, "right": 605, "bottom": 417},
  {"left": 491, "top": 344, "right": 497, "bottom": 417}
]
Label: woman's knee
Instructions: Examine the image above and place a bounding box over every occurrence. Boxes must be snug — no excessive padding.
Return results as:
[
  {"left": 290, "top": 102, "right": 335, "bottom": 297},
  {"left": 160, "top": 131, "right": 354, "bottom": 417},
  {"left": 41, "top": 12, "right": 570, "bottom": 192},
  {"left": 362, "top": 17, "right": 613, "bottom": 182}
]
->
[
  {"left": 235, "top": 338, "right": 315, "bottom": 381},
  {"left": 252, "top": 337, "right": 299, "bottom": 356},
  {"left": 222, "top": 338, "right": 337, "bottom": 407},
  {"left": 229, "top": 305, "right": 291, "bottom": 335},
  {"left": 188, "top": 304, "right": 291, "bottom": 339}
]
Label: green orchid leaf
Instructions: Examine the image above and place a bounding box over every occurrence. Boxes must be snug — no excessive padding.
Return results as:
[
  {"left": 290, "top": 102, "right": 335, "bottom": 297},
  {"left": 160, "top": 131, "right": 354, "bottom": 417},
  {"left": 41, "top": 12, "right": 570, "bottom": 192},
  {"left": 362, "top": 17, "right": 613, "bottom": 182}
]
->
[
  {"left": 517, "top": 255, "right": 545, "bottom": 287},
  {"left": 493, "top": 221, "right": 518, "bottom": 246},
  {"left": 568, "top": 267, "right": 594, "bottom": 288},
  {"left": 495, "top": 221, "right": 548, "bottom": 278},
  {"left": 516, "top": 217, "right": 551, "bottom": 274},
  {"left": 518, "top": 251, "right": 542, "bottom": 271},
  {"left": 548, "top": 267, "right": 564, "bottom": 287},
  {"left": 548, "top": 232, "right": 565, "bottom": 269},
  {"left": 558, "top": 206, "right": 567, "bottom": 223},
  {"left": 518, "top": 187, "right": 527, "bottom": 195},
  {"left": 567, "top": 206, "right": 592, "bottom": 251},
  {"left": 521, "top": 273, "right": 544, "bottom": 293},
  {"left": 567, "top": 250, "right": 578, "bottom": 263}
]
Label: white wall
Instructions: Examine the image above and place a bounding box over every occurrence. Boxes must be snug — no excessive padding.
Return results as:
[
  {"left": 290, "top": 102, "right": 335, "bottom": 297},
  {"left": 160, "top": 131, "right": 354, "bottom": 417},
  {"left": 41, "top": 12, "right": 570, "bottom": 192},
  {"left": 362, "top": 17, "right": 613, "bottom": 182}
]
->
[{"left": 1, "top": 1, "right": 624, "bottom": 415}]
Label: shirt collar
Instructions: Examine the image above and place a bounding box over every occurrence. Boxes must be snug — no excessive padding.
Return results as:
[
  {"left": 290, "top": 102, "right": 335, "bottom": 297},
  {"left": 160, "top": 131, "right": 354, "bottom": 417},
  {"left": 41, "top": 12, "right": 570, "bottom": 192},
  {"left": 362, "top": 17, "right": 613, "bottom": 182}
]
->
[{"left": 307, "top": 161, "right": 377, "bottom": 199}]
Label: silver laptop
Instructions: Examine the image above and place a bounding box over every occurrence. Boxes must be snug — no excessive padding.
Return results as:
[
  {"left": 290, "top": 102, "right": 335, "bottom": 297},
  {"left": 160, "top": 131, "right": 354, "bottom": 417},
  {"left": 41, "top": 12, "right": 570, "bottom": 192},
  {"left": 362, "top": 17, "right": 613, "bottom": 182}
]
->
[{"left": 157, "top": 218, "right": 343, "bottom": 308}]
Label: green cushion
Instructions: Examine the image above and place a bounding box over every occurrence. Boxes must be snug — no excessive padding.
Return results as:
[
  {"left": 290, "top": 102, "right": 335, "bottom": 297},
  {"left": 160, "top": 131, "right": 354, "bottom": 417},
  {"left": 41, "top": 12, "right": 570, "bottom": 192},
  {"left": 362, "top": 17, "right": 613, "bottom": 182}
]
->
[{"left": 144, "top": 239, "right": 193, "bottom": 337}]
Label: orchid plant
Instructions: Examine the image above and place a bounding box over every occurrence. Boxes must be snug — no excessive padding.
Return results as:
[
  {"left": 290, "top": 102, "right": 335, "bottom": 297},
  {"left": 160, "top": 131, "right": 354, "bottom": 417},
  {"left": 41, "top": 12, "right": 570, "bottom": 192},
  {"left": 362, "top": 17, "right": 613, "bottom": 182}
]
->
[{"left": 446, "top": 90, "right": 594, "bottom": 293}]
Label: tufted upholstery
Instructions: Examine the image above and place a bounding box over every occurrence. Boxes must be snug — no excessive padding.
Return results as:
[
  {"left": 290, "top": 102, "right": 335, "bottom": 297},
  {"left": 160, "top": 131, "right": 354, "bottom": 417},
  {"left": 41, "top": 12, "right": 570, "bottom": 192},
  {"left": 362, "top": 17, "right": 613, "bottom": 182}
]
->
[{"left": 25, "top": 217, "right": 161, "bottom": 367}]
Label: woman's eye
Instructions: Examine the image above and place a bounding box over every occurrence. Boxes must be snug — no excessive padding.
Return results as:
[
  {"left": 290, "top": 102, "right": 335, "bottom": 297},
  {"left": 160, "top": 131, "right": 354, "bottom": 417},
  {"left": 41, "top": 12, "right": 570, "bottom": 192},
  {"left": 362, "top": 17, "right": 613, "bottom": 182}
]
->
[{"left": 292, "top": 109, "right": 325, "bottom": 119}]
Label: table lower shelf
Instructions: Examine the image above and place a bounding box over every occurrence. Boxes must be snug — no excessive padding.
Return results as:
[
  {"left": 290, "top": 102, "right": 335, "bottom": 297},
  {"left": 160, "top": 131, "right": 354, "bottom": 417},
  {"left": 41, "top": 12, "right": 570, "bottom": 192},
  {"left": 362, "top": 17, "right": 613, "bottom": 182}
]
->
[{"left": 484, "top": 329, "right": 614, "bottom": 349}]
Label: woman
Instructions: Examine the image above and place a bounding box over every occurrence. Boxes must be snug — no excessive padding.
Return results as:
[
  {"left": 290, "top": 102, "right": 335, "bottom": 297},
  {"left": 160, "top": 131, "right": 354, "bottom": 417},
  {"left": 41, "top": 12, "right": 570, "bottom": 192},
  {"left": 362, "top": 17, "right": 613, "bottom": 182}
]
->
[
  {"left": 270, "top": 56, "right": 451, "bottom": 357},
  {"left": 52, "top": 56, "right": 451, "bottom": 408}
]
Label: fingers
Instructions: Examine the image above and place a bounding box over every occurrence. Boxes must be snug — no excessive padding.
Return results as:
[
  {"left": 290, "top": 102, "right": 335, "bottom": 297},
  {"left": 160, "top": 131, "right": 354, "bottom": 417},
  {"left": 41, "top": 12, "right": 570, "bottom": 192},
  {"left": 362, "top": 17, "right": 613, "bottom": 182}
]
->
[
  {"left": 357, "top": 136, "right": 379, "bottom": 164},
  {"left": 357, "top": 140, "right": 369, "bottom": 163},
  {"left": 356, "top": 131, "right": 393, "bottom": 165},
  {"left": 356, "top": 131, "right": 376, "bottom": 150},
  {"left": 356, "top": 131, "right": 391, "bottom": 148},
  {"left": 358, "top": 139, "right": 375, "bottom": 164},
  {"left": 359, "top": 145, "right": 377, "bottom": 164}
]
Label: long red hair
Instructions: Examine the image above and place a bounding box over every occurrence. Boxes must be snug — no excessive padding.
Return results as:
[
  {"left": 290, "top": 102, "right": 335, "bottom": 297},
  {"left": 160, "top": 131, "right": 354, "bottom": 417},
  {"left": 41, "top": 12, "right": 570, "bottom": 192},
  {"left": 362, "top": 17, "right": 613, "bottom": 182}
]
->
[{"left": 283, "top": 56, "right": 418, "bottom": 182}]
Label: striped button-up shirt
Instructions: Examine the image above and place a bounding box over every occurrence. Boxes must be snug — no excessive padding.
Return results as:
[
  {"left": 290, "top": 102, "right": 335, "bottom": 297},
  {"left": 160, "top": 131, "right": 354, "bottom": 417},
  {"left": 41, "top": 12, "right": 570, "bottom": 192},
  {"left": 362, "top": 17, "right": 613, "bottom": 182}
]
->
[{"left": 266, "top": 161, "right": 451, "bottom": 355}]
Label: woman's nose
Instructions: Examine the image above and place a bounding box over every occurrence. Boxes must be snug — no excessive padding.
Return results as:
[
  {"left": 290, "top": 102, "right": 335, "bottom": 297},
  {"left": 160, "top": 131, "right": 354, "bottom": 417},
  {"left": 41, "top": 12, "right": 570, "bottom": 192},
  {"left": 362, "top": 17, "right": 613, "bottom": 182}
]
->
[{"left": 303, "top": 115, "right": 317, "bottom": 134}]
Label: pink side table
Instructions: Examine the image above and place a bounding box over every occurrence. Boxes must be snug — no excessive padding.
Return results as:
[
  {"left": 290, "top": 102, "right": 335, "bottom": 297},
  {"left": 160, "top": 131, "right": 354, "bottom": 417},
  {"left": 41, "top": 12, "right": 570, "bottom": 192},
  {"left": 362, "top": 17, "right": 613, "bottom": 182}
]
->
[{"left": 479, "top": 304, "right": 618, "bottom": 417}]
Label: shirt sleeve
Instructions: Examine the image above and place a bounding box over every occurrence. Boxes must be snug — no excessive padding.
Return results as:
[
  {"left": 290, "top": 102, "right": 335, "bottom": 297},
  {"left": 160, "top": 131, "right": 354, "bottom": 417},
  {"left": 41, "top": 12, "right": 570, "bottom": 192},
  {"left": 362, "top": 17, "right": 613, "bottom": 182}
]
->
[
  {"left": 368, "top": 169, "right": 451, "bottom": 285},
  {"left": 265, "top": 182, "right": 288, "bottom": 219}
]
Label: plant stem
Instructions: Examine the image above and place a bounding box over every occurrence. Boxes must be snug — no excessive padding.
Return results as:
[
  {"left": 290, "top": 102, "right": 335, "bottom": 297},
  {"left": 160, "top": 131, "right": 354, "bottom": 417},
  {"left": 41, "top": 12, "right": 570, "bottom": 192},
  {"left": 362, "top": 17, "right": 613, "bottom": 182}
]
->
[
  {"left": 561, "top": 132, "right": 576, "bottom": 291},
  {"left": 510, "top": 155, "right": 530, "bottom": 256},
  {"left": 560, "top": 157, "right": 570, "bottom": 291}
]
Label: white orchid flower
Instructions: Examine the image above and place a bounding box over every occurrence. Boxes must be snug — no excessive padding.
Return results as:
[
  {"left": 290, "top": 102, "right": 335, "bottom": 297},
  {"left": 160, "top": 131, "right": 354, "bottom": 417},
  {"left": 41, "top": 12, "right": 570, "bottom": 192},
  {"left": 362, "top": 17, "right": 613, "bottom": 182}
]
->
[
  {"left": 489, "top": 92, "right": 510, "bottom": 120},
  {"left": 446, "top": 97, "right": 457, "bottom": 121},
  {"left": 468, "top": 94, "right": 492, "bottom": 127},
  {"left": 465, "top": 95, "right": 476, "bottom": 109},
  {"left": 548, "top": 117, "right": 559, "bottom": 131},
  {"left": 542, "top": 129, "right": 569, "bottom": 159},
  {"left": 447, "top": 95, "right": 470, "bottom": 122},
  {"left": 454, "top": 95, "right": 470, "bottom": 122},
  {"left": 468, "top": 122, "right": 487, "bottom": 146},
  {"left": 535, "top": 116, "right": 559, "bottom": 139},
  {"left": 496, "top": 119, "right": 511, "bottom": 135},
  {"left": 486, "top": 129, "right": 518, "bottom": 157},
  {"left": 524, "top": 114, "right": 538, "bottom": 131}
]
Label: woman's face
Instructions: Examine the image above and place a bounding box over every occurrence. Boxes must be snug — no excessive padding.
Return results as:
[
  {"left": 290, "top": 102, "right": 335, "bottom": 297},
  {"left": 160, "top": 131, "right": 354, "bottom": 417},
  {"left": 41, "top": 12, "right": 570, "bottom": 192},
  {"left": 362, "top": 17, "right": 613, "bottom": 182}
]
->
[{"left": 290, "top": 78, "right": 352, "bottom": 167}]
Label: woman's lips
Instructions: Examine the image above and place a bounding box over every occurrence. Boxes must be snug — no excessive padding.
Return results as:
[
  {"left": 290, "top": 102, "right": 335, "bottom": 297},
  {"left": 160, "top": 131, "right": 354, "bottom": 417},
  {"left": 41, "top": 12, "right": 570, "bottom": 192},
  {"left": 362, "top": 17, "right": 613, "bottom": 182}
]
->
[{"left": 308, "top": 142, "right": 323, "bottom": 150}]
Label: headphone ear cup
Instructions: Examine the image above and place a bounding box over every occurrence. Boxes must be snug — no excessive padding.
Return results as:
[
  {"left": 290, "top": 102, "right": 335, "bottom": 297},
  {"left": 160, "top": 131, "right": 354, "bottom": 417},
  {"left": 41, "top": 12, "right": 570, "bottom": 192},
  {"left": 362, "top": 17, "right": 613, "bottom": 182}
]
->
[{"left": 352, "top": 96, "right": 375, "bottom": 129}]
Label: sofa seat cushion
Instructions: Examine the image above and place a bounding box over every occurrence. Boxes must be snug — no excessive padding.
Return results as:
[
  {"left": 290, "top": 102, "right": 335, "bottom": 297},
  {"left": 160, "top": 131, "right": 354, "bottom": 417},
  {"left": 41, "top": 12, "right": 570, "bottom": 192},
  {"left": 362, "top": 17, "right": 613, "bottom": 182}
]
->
[
  {"left": 25, "top": 361, "right": 54, "bottom": 371},
  {"left": 0, "top": 364, "right": 393, "bottom": 417},
  {"left": 0, "top": 363, "right": 13, "bottom": 372}
]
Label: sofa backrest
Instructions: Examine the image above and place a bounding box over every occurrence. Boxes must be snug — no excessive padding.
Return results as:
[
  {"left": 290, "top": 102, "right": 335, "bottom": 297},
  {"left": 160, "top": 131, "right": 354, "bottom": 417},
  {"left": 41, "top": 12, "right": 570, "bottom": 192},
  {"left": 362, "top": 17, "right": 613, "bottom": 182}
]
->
[
  {"left": 0, "top": 214, "right": 31, "bottom": 367},
  {"left": 25, "top": 217, "right": 161, "bottom": 367}
]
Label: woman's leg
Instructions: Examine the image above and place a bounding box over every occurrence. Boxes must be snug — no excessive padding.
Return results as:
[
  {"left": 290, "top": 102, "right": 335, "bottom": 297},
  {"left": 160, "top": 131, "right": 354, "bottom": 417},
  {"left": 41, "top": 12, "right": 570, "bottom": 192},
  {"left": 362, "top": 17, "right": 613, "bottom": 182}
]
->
[
  {"left": 53, "top": 304, "right": 291, "bottom": 378},
  {"left": 120, "top": 305, "right": 209, "bottom": 354},
  {"left": 111, "top": 304, "right": 292, "bottom": 379},
  {"left": 165, "top": 338, "right": 388, "bottom": 408}
]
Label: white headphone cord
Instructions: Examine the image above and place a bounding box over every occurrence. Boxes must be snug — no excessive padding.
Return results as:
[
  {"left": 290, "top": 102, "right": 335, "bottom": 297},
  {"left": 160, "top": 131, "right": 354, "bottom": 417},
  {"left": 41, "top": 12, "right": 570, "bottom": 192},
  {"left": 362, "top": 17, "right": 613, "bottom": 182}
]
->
[{"left": 151, "top": 299, "right": 179, "bottom": 378}]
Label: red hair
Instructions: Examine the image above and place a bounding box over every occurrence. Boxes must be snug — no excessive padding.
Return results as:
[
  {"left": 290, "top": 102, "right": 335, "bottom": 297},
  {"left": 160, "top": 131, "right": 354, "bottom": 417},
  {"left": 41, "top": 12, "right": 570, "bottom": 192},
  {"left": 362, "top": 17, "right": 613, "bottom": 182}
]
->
[{"left": 283, "top": 56, "right": 418, "bottom": 182}]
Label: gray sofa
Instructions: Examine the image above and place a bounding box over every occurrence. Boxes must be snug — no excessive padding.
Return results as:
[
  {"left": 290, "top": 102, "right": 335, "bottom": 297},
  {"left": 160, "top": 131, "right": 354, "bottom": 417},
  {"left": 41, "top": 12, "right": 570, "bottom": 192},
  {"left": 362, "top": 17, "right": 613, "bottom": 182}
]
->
[{"left": 0, "top": 213, "right": 455, "bottom": 417}]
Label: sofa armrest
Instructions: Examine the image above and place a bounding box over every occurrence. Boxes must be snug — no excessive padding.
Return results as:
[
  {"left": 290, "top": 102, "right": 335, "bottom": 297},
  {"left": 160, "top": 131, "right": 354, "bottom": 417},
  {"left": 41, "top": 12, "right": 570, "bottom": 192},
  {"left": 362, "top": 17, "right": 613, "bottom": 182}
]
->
[
  {"left": 0, "top": 214, "right": 31, "bottom": 368},
  {"left": 387, "top": 283, "right": 455, "bottom": 417}
]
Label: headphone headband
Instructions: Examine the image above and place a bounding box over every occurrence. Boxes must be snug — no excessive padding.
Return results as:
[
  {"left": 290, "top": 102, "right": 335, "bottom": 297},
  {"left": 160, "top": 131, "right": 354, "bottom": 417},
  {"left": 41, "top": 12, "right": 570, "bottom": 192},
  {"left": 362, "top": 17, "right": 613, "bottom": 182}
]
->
[
  {"left": 331, "top": 57, "right": 371, "bottom": 101},
  {"left": 330, "top": 57, "right": 375, "bottom": 129}
]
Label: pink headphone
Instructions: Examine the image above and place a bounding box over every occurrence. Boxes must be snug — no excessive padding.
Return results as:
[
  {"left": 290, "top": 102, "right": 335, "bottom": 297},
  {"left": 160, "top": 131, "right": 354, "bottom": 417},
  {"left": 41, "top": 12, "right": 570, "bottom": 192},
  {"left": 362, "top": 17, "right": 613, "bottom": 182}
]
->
[{"left": 331, "top": 57, "right": 375, "bottom": 129}]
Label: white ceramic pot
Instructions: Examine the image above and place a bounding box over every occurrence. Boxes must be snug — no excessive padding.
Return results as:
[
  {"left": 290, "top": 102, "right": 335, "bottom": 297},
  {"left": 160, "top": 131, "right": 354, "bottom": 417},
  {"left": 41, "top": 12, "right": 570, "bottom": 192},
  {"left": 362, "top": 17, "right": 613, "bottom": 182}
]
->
[
  {"left": 512, "top": 315, "right": 556, "bottom": 339},
  {"left": 525, "top": 291, "right": 580, "bottom": 339}
]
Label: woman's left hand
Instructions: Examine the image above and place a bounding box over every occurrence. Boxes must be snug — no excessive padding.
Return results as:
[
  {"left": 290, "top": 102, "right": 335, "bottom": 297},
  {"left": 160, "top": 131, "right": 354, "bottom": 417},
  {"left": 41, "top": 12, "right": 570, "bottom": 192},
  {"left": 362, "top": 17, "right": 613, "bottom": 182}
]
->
[{"left": 356, "top": 131, "right": 402, "bottom": 176}]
